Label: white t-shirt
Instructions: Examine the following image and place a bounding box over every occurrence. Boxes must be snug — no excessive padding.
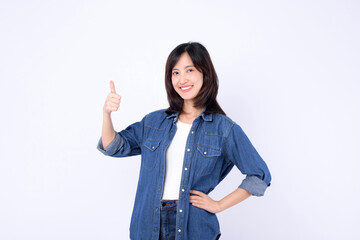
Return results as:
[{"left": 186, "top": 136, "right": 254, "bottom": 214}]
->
[{"left": 161, "top": 120, "right": 192, "bottom": 200}]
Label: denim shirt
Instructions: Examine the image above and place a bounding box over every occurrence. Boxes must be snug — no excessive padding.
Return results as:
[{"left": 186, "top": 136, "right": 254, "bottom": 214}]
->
[{"left": 97, "top": 108, "right": 271, "bottom": 240}]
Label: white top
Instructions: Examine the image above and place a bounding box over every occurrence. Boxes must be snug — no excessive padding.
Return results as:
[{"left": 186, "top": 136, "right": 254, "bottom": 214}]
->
[{"left": 161, "top": 120, "right": 192, "bottom": 200}]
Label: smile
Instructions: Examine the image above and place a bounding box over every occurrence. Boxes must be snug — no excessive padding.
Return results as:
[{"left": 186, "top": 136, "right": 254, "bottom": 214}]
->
[{"left": 180, "top": 85, "right": 193, "bottom": 92}]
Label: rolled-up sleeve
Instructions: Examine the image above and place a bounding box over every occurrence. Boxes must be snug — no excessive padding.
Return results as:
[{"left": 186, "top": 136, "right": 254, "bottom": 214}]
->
[
  {"left": 224, "top": 122, "right": 272, "bottom": 196},
  {"left": 96, "top": 114, "right": 148, "bottom": 158},
  {"left": 97, "top": 132, "right": 125, "bottom": 156}
]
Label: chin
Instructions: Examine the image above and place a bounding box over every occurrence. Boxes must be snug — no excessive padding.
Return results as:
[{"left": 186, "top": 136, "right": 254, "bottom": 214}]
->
[
  {"left": 177, "top": 92, "right": 198, "bottom": 100},
  {"left": 182, "top": 97, "right": 196, "bottom": 102}
]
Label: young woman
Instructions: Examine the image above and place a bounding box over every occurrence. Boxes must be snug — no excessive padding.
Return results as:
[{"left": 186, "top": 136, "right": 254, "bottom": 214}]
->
[{"left": 97, "top": 42, "right": 272, "bottom": 240}]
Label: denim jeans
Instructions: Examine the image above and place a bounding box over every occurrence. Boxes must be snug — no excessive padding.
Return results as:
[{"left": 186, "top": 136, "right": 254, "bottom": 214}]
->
[{"left": 159, "top": 200, "right": 178, "bottom": 240}]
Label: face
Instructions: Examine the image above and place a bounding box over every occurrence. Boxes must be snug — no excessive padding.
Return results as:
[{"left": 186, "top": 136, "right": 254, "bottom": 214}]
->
[{"left": 171, "top": 52, "right": 203, "bottom": 103}]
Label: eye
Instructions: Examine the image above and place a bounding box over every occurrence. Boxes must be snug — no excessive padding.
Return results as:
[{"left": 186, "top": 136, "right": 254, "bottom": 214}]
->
[
  {"left": 187, "top": 69, "right": 193, "bottom": 73},
  {"left": 172, "top": 71, "right": 178, "bottom": 75}
]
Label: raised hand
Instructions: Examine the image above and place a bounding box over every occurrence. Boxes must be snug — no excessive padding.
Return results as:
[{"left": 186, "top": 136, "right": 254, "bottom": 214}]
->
[{"left": 103, "top": 80, "right": 122, "bottom": 114}]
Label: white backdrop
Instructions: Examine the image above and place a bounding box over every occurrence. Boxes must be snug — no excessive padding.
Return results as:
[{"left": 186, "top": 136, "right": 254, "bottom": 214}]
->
[{"left": 0, "top": 0, "right": 359, "bottom": 239}]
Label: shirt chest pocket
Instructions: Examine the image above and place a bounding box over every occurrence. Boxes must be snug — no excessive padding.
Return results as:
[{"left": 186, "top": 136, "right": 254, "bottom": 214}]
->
[
  {"left": 142, "top": 139, "right": 161, "bottom": 171},
  {"left": 195, "top": 144, "right": 222, "bottom": 176}
]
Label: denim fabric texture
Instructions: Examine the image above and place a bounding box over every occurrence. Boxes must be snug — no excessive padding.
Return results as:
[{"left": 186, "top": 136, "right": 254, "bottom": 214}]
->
[
  {"left": 159, "top": 200, "right": 178, "bottom": 240},
  {"left": 97, "top": 107, "right": 272, "bottom": 240}
]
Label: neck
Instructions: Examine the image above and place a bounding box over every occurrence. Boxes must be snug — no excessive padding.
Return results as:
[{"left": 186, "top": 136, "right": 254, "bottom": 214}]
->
[{"left": 180, "top": 100, "right": 204, "bottom": 119}]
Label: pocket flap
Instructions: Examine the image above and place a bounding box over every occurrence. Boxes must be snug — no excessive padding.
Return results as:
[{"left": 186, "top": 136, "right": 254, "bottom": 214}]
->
[
  {"left": 197, "top": 144, "right": 221, "bottom": 157},
  {"left": 144, "top": 139, "right": 161, "bottom": 151}
]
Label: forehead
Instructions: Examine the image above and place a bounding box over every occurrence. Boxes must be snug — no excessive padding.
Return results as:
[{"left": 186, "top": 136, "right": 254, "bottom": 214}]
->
[{"left": 172, "top": 52, "right": 194, "bottom": 69}]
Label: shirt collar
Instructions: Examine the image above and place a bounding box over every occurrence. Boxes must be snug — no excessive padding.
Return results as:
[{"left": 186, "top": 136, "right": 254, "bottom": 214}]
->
[{"left": 166, "top": 106, "right": 213, "bottom": 122}]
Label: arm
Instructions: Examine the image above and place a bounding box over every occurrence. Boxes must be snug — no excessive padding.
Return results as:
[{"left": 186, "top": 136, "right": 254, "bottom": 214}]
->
[
  {"left": 190, "top": 122, "right": 271, "bottom": 213},
  {"left": 224, "top": 122, "right": 272, "bottom": 196},
  {"left": 101, "top": 80, "right": 121, "bottom": 149},
  {"left": 218, "top": 188, "right": 251, "bottom": 212},
  {"left": 97, "top": 80, "right": 145, "bottom": 157},
  {"left": 189, "top": 188, "right": 251, "bottom": 214},
  {"left": 102, "top": 111, "right": 116, "bottom": 149}
]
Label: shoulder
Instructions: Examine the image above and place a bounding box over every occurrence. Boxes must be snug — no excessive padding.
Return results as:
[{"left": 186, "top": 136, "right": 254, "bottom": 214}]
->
[
  {"left": 211, "top": 113, "right": 248, "bottom": 138},
  {"left": 146, "top": 108, "right": 168, "bottom": 119},
  {"left": 212, "top": 113, "right": 235, "bottom": 125},
  {"left": 142, "top": 108, "right": 169, "bottom": 129},
  {"left": 201, "top": 113, "right": 235, "bottom": 138}
]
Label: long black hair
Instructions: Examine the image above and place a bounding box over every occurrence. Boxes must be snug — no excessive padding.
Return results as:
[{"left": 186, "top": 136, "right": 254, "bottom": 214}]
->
[{"left": 164, "top": 42, "right": 226, "bottom": 116}]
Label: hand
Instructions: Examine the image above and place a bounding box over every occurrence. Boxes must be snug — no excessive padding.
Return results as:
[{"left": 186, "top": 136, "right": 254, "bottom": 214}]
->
[
  {"left": 103, "top": 80, "right": 122, "bottom": 114},
  {"left": 189, "top": 190, "right": 222, "bottom": 214}
]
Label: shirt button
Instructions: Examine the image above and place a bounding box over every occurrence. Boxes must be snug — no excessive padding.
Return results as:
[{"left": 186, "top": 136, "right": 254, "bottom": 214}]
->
[
  {"left": 178, "top": 229, "right": 182, "bottom": 232},
  {"left": 154, "top": 228, "right": 158, "bottom": 231},
  {"left": 204, "top": 151, "right": 207, "bottom": 155},
  {"left": 191, "top": 131, "right": 194, "bottom": 134},
  {"left": 184, "top": 167, "right": 188, "bottom": 171},
  {"left": 156, "top": 208, "right": 158, "bottom": 211},
  {"left": 181, "top": 189, "right": 185, "bottom": 192},
  {"left": 187, "top": 148, "right": 190, "bottom": 152},
  {"left": 152, "top": 146, "right": 155, "bottom": 149},
  {"left": 158, "top": 188, "right": 161, "bottom": 191},
  {"left": 179, "top": 209, "right": 183, "bottom": 212},
  {"left": 170, "top": 132, "right": 173, "bottom": 135}
]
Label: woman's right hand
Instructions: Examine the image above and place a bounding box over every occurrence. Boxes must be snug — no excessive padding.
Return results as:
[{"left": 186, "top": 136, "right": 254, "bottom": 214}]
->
[{"left": 103, "top": 80, "right": 122, "bottom": 114}]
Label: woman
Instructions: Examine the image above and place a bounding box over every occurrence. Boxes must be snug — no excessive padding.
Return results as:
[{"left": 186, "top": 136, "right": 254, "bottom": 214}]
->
[{"left": 97, "top": 42, "right": 272, "bottom": 240}]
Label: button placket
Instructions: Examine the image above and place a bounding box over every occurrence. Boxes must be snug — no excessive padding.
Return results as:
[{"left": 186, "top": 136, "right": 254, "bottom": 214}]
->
[{"left": 176, "top": 123, "right": 199, "bottom": 237}]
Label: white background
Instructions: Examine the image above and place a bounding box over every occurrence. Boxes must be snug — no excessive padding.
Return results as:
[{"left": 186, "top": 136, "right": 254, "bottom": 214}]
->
[{"left": 1, "top": 0, "right": 359, "bottom": 239}]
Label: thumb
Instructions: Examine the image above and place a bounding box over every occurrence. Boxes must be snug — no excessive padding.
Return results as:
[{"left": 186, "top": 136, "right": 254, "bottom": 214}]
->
[{"left": 109, "top": 80, "right": 116, "bottom": 93}]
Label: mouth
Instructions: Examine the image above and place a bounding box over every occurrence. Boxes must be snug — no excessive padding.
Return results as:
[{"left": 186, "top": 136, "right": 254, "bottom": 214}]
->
[{"left": 180, "top": 85, "right": 193, "bottom": 92}]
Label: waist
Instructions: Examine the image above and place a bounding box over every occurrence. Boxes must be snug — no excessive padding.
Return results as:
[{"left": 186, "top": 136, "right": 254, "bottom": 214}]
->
[{"left": 160, "top": 199, "right": 178, "bottom": 210}]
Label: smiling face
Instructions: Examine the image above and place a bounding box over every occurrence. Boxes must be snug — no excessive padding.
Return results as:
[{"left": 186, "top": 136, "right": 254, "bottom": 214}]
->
[{"left": 171, "top": 52, "right": 203, "bottom": 104}]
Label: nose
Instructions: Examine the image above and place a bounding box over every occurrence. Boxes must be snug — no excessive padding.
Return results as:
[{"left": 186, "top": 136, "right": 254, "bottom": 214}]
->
[{"left": 179, "top": 73, "right": 187, "bottom": 84}]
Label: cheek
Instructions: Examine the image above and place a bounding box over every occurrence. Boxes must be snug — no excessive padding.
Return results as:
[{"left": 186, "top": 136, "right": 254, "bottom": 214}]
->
[
  {"left": 171, "top": 78, "right": 178, "bottom": 89},
  {"left": 196, "top": 74, "right": 204, "bottom": 87}
]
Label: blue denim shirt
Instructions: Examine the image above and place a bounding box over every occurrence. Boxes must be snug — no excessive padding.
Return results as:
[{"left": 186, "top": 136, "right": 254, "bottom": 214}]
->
[{"left": 97, "top": 108, "right": 271, "bottom": 240}]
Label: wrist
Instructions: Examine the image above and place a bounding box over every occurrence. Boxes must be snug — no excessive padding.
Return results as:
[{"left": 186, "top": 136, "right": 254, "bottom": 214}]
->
[
  {"left": 217, "top": 200, "right": 224, "bottom": 213},
  {"left": 103, "top": 109, "right": 112, "bottom": 116}
]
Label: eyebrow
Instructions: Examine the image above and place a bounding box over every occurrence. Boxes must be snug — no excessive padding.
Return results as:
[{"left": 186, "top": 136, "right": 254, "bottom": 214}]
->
[{"left": 172, "top": 65, "right": 194, "bottom": 71}]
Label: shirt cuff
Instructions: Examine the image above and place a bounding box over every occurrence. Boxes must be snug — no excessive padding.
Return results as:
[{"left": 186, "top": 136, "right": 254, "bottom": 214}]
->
[
  {"left": 97, "top": 133, "right": 124, "bottom": 156},
  {"left": 238, "top": 175, "right": 269, "bottom": 196}
]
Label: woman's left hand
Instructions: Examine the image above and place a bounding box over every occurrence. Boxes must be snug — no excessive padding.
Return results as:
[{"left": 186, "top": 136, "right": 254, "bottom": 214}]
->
[{"left": 189, "top": 190, "right": 222, "bottom": 214}]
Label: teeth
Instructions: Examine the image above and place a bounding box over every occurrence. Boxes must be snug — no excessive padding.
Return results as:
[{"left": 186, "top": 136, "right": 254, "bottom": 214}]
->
[{"left": 181, "top": 86, "right": 192, "bottom": 90}]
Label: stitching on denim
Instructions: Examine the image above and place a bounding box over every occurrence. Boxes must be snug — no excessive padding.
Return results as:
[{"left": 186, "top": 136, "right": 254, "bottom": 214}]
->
[
  {"left": 167, "top": 209, "right": 170, "bottom": 240},
  {"left": 194, "top": 149, "right": 221, "bottom": 177},
  {"left": 222, "top": 122, "right": 235, "bottom": 164},
  {"left": 205, "top": 133, "right": 226, "bottom": 137},
  {"left": 224, "top": 121, "right": 235, "bottom": 139},
  {"left": 145, "top": 124, "right": 166, "bottom": 130},
  {"left": 197, "top": 143, "right": 222, "bottom": 152},
  {"left": 201, "top": 123, "right": 226, "bottom": 137},
  {"left": 143, "top": 139, "right": 161, "bottom": 151},
  {"left": 201, "top": 116, "right": 233, "bottom": 137}
]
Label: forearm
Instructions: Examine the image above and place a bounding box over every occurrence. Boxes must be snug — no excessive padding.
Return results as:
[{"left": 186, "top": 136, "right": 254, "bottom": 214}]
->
[
  {"left": 218, "top": 187, "right": 251, "bottom": 212},
  {"left": 101, "top": 111, "right": 116, "bottom": 149}
]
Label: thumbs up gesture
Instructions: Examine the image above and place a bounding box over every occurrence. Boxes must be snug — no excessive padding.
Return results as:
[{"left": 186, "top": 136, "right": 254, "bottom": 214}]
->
[{"left": 103, "top": 80, "right": 122, "bottom": 114}]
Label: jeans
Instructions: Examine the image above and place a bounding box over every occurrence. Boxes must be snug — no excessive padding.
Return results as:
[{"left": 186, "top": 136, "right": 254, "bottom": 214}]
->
[{"left": 159, "top": 200, "right": 178, "bottom": 240}]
